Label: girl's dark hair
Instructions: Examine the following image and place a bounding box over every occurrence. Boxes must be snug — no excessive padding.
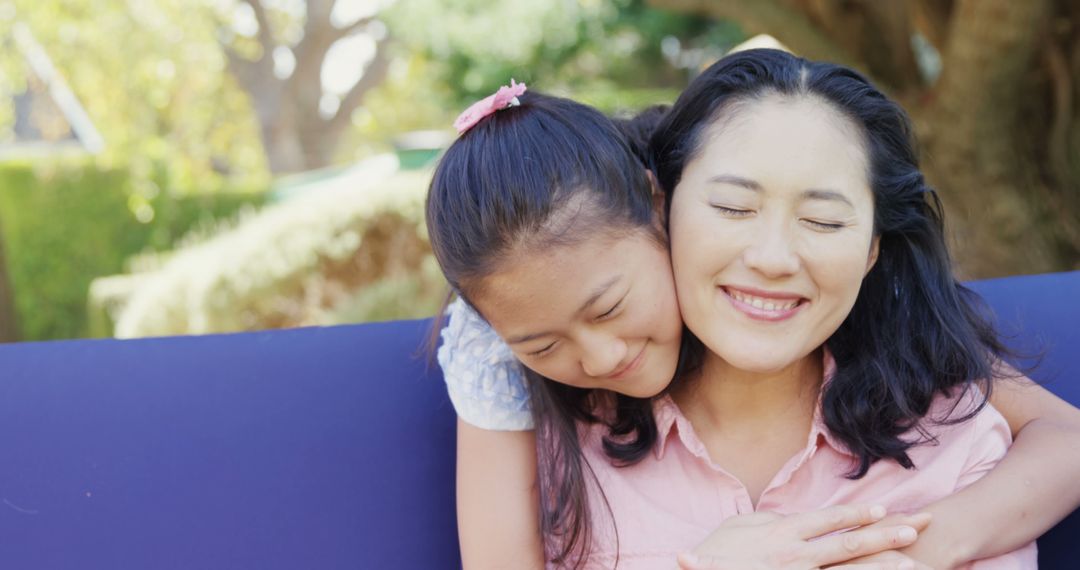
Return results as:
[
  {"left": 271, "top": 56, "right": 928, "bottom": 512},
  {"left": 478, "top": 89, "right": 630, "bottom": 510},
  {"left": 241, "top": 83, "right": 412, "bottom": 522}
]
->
[
  {"left": 649, "top": 48, "right": 1022, "bottom": 478},
  {"left": 426, "top": 93, "right": 679, "bottom": 566},
  {"left": 612, "top": 104, "right": 670, "bottom": 164}
]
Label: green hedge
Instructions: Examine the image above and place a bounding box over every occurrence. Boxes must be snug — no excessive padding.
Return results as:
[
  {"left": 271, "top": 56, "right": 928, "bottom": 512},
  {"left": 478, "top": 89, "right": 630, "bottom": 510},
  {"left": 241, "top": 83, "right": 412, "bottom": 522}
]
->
[{"left": 0, "top": 161, "right": 263, "bottom": 341}]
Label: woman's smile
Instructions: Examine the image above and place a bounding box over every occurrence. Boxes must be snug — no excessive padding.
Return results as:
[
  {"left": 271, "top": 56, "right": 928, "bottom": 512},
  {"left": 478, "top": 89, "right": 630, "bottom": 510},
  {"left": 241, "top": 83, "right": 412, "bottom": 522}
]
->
[{"left": 720, "top": 285, "right": 808, "bottom": 322}]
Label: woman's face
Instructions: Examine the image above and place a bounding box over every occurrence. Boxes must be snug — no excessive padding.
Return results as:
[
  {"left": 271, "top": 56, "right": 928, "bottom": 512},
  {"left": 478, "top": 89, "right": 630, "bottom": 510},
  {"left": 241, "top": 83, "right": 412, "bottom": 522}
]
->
[
  {"left": 668, "top": 95, "right": 879, "bottom": 374},
  {"left": 469, "top": 228, "right": 684, "bottom": 398}
]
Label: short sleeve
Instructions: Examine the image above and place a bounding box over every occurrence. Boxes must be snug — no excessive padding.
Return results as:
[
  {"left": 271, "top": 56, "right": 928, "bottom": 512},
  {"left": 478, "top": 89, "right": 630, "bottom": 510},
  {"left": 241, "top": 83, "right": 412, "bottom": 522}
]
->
[
  {"left": 437, "top": 298, "right": 534, "bottom": 431},
  {"left": 953, "top": 396, "right": 1012, "bottom": 492},
  {"left": 951, "top": 396, "right": 1039, "bottom": 569}
]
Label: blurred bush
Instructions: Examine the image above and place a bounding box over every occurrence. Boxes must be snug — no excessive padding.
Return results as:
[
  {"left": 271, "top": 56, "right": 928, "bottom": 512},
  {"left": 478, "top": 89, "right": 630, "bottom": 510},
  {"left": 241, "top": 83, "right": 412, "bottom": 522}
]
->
[
  {"left": 0, "top": 160, "right": 263, "bottom": 340},
  {"left": 112, "top": 155, "right": 443, "bottom": 338}
]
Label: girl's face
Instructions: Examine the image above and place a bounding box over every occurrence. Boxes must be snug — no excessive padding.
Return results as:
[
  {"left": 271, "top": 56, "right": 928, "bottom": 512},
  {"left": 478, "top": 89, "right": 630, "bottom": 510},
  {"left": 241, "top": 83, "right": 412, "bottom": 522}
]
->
[
  {"left": 469, "top": 229, "right": 684, "bottom": 398},
  {"left": 668, "top": 95, "right": 879, "bottom": 374}
]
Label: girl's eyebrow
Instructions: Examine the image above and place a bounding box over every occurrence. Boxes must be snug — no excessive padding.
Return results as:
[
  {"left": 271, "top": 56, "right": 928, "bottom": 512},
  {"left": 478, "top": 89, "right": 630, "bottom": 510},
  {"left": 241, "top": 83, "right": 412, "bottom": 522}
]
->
[
  {"left": 505, "top": 275, "right": 621, "bottom": 345},
  {"left": 507, "top": 331, "right": 550, "bottom": 345},
  {"left": 709, "top": 174, "right": 855, "bottom": 208},
  {"left": 577, "top": 275, "right": 621, "bottom": 316}
]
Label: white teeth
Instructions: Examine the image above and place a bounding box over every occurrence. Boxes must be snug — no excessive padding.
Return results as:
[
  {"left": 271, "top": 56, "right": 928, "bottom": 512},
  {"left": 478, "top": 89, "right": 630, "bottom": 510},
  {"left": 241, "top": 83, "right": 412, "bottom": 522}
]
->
[{"left": 727, "top": 289, "right": 800, "bottom": 312}]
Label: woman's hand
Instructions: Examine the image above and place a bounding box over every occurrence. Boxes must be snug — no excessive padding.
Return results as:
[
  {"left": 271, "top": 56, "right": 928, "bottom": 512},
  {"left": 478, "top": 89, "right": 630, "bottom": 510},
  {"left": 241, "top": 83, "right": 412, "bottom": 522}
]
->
[{"left": 676, "top": 504, "right": 932, "bottom": 570}]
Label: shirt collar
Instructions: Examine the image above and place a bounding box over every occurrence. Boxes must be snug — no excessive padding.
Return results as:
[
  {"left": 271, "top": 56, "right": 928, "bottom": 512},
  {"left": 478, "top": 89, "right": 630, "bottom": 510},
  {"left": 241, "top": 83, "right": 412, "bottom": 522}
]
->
[
  {"left": 653, "top": 349, "right": 855, "bottom": 460},
  {"left": 653, "top": 394, "right": 680, "bottom": 459}
]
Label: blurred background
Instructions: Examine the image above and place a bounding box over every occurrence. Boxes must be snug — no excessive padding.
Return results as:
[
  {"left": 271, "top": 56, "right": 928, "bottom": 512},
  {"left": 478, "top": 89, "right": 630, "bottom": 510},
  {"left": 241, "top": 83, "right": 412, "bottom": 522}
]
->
[{"left": 0, "top": 0, "right": 1075, "bottom": 343}]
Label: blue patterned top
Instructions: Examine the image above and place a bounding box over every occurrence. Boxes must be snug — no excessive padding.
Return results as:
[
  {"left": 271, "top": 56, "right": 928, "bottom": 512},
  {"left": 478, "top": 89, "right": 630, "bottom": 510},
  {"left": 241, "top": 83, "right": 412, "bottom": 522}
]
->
[{"left": 437, "top": 298, "right": 534, "bottom": 430}]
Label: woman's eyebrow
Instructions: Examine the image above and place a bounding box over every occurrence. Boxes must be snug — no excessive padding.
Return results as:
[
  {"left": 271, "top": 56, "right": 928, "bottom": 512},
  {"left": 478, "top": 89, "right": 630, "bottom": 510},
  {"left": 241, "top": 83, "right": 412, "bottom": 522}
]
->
[
  {"left": 801, "top": 189, "right": 855, "bottom": 208},
  {"left": 709, "top": 174, "right": 856, "bottom": 209},
  {"left": 708, "top": 174, "right": 761, "bottom": 191}
]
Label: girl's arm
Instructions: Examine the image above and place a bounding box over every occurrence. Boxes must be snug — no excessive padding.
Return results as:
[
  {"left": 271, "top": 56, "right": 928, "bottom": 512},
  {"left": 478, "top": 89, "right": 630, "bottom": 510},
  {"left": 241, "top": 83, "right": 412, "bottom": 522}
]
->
[
  {"left": 438, "top": 299, "right": 543, "bottom": 568},
  {"left": 457, "top": 420, "right": 544, "bottom": 569},
  {"left": 890, "top": 375, "right": 1080, "bottom": 568}
]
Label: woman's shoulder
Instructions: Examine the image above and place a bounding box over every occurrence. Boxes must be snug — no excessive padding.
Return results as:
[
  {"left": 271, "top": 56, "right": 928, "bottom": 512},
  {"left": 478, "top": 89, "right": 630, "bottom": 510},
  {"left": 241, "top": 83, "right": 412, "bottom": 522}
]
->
[
  {"left": 910, "top": 384, "right": 1012, "bottom": 463},
  {"left": 926, "top": 383, "right": 1007, "bottom": 429},
  {"left": 916, "top": 384, "right": 1019, "bottom": 491}
]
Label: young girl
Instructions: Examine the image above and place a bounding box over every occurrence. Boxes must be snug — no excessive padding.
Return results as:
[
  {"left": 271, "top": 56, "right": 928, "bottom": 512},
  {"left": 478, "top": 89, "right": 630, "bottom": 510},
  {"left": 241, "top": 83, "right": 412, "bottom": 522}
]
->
[{"left": 429, "top": 52, "right": 1080, "bottom": 569}]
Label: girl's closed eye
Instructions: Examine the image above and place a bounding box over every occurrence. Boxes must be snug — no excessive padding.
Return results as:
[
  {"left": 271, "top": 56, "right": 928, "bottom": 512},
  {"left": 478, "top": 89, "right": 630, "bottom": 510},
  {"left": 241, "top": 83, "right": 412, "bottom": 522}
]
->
[
  {"left": 527, "top": 341, "right": 558, "bottom": 358},
  {"left": 596, "top": 298, "right": 624, "bottom": 321}
]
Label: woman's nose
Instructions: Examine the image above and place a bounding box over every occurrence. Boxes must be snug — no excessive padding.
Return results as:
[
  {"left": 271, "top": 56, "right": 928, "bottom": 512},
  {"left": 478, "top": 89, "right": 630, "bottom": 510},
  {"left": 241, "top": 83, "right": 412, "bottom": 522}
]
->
[{"left": 743, "top": 219, "right": 801, "bottom": 278}]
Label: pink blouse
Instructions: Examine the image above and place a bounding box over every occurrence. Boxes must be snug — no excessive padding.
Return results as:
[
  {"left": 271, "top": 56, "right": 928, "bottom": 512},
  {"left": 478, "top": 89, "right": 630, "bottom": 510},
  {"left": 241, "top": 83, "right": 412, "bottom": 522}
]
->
[{"left": 565, "top": 376, "right": 1037, "bottom": 568}]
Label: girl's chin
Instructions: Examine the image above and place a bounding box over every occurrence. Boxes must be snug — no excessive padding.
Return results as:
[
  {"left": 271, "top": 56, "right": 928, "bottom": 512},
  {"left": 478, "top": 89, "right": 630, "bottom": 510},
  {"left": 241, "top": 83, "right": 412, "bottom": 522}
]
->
[{"left": 610, "top": 380, "right": 666, "bottom": 399}]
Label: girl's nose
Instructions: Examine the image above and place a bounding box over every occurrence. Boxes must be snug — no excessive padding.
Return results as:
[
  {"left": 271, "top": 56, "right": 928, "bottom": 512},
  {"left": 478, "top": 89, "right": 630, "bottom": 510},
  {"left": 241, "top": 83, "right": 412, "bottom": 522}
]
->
[{"left": 579, "top": 331, "right": 629, "bottom": 378}]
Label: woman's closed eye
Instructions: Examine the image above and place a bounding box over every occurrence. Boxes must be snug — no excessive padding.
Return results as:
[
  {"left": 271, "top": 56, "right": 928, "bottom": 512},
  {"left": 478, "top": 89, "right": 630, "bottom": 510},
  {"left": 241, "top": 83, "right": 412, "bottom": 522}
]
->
[
  {"left": 801, "top": 218, "right": 847, "bottom": 231},
  {"left": 710, "top": 204, "right": 755, "bottom": 217}
]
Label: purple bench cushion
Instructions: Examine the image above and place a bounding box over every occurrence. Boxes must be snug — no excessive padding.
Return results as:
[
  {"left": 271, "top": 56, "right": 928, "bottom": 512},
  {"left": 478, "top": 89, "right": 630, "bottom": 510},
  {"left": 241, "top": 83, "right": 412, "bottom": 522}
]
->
[{"left": 0, "top": 321, "right": 459, "bottom": 569}]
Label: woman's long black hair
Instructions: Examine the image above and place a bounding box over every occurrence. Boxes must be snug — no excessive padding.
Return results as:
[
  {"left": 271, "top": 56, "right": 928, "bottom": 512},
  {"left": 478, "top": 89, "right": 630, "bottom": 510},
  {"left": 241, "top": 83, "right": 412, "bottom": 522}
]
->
[
  {"left": 426, "top": 93, "right": 689, "bottom": 567},
  {"left": 649, "top": 48, "right": 1025, "bottom": 478}
]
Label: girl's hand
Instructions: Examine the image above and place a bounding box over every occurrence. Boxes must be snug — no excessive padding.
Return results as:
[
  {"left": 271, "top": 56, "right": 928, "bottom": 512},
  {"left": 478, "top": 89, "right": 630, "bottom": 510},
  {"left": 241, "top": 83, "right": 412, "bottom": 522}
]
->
[
  {"left": 835, "top": 551, "right": 933, "bottom": 570},
  {"left": 676, "top": 504, "right": 932, "bottom": 570},
  {"left": 841, "top": 511, "right": 951, "bottom": 569}
]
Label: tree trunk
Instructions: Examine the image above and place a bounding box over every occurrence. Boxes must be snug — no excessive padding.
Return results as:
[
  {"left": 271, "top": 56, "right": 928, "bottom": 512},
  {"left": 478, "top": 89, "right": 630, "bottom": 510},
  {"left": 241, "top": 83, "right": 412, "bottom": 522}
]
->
[
  {"left": 921, "top": 0, "right": 1058, "bottom": 278},
  {"left": 795, "top": 0, "right": 922, "bottom": 92},
  {"left": 222, "top": 0, "right": 389, "bottom": 175}
]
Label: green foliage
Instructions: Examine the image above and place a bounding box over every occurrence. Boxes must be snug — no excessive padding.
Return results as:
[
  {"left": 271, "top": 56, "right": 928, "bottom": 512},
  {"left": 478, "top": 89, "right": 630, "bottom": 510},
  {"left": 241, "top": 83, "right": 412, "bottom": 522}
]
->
[
  {"left": 1, "top": 0, "right": 273, "bottom": 340},
  {"left": 0, "top": 160, "right": 263, "bottom": 340},
  {"left": 5, "top": 0, "right": 269, "bottom": 194},
  {"left": 0, "top": 162, "right": 133, "bottom": 340},
  {"left": 383, "top": 0, "right": 742, "bottom": 105},
  {"left": 573, "top": 86, "right": 681, "bottom": 116}
]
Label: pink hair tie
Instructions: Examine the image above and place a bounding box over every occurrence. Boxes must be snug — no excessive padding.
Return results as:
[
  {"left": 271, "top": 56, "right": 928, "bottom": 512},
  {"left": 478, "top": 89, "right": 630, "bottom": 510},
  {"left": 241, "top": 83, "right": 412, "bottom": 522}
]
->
[{"left": 453, "top": 79, "right": 528, "bottom": 134}]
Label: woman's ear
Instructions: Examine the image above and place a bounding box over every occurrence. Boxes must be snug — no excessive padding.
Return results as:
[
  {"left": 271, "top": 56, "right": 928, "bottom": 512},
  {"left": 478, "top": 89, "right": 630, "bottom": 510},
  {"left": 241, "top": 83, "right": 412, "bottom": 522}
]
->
[
  {"left": 646, "top": 169, "right": 666, "bottom": 226},
  {"left": 866, "top": 235, "right": 881, "bottom": 275}
]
